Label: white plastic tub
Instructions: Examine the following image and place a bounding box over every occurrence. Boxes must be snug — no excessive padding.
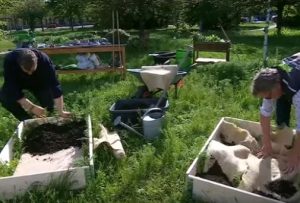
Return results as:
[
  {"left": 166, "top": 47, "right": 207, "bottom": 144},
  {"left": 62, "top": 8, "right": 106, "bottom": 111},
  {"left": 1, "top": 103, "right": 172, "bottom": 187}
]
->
[
  {"left": 0, "top": 116, "right": 94, "bottom": 200},
  {"left": 186, "top": 117, "right": 299, "bottom": 203}
]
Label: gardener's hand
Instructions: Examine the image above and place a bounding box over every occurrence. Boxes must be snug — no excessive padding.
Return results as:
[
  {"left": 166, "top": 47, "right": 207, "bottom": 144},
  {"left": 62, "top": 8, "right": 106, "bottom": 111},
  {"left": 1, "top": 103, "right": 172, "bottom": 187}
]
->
[
  {"left": 31, "top": 105, "right": 46, "bottom": 118},
  {"left": 282, "top": 150, "right": 300, "bottom": 174},
  {"left": 59, "top": 110, "right": 72, "bottom": 118},
  {"left": 257, "top": 141, "right": 273, "bottom": 159}
]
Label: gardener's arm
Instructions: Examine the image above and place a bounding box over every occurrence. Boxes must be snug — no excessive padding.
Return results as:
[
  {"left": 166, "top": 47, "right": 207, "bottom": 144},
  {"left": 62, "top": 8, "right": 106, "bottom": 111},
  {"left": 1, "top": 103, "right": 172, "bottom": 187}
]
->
[
  {"left": 257, "top": 99, "right": 274, "bottom": 158},
  {"left": 17, "top": 98, "right": 46, "bottom": 117},
  {"left": 54, "top": 96, "right": 72, "bottom": 118},
  {"left": 39, "top": 51, "right": 72, "bottom": 118}
]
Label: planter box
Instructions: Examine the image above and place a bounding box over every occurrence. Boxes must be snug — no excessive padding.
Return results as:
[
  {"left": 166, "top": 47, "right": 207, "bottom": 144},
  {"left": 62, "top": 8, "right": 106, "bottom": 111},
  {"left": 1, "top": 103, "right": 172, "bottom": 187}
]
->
[
  {"left": 0, "top": 116, "right": 94, "bottom": 200},
  {"left": 193, "top": 41, "right": 231, "bottom": 63},
  {"left": 193, "top": 42, "right": 231, "bottom": 51},
  {"left": 186, "top": 117, "right": 300, "bottom": 203}
]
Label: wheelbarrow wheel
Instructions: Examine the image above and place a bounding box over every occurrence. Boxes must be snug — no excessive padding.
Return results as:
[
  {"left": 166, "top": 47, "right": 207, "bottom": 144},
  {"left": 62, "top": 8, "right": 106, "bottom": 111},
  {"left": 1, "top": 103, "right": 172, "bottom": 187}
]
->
[{"left": 132, "top": 86, "right": 152, "bottom": 99}]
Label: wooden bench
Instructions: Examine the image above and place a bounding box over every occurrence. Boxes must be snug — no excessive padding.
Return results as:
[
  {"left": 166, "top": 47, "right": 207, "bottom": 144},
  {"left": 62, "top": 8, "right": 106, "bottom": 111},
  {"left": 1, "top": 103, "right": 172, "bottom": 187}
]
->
[
  {"left": 193, "top": 42, "right": 231, "bottom": 65},
  {"left": 39, "top": 45, "right": 126, "bottom": 76}
]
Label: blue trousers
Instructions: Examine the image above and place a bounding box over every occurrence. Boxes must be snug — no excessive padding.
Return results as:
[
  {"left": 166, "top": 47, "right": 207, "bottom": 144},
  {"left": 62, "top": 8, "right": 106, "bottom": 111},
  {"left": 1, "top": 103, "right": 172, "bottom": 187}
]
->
[{"left": 276, "top": 94, "right": 292, "bottom": 127}]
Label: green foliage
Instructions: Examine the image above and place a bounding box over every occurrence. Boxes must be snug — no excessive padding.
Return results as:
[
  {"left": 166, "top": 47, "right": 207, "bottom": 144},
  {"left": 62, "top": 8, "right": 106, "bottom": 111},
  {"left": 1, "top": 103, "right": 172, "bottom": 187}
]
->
[
  {"left": 13, "top": 172, "right": 75, "bottom": 202},
  {"left": 185, "top": 0, "right": 240, "bottom": 30},
  {"left": 0, "top": 159, "right": 18, "bottom": 177},
  {"left": 232, "top": 174, "right": 243, "bottom": 187},
  {"left": 196, "top": 152, "right": 209, "bottom": 174},
  {"left": 176, "top": 23, "right": 193, "bottom": 38},
  {"left": 201, "top": 62, "right": 252, "bottom": 87},
  {"left": 193, "top": 33, "right": 224, "bottom": 43}
]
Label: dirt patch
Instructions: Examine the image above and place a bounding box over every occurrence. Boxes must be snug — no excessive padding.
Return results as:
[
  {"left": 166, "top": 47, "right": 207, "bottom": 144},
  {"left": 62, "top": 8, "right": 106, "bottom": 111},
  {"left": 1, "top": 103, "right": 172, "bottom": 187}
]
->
[
  {"left": 219, "top": 133, "right": 235, "bottom": 146},
  {"left": 197, "top": 160, "right": 297, "bottom": 201},
  {"left": 252, "top": 180, "right": 296, "bottom": 200},
  {"left": 252, "top": 189, "right": 281, "bottom": 200},
  {"left": 197, "top": 161, "right": 232, "bottom": 187},
  {"left": 266, "top": 179, "right": 297, "bottom": 199},
  {"left": 22, "top": 120, "right": 86, "bottom": 155}
]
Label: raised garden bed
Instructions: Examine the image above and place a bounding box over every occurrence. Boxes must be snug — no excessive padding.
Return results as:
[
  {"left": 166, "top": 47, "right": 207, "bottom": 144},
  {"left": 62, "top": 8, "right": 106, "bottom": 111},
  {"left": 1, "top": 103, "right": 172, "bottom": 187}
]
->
[
  {"left": 186, "top": 117, "right": 300, "bottom": 203},
  {"left": 0, "top": 116, "right": 94, "bottom": 200}
]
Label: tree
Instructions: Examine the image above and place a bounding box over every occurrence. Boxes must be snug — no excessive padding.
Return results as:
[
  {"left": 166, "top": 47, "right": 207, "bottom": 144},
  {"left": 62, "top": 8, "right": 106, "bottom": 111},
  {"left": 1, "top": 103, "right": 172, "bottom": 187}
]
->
[
  {"left": 14, "top": 0, "right": 47, "bottom": 31},
  {"left": 184, "top": 0, "right": 241, "bottom": 30},
  {"left": 87, "top": 0, "right": 184, "bottom": 48},
  {"left": 46, "top": 0, "right": 87, "bottom": 31},
  {"left": 0, "top": 0, "right": 23, "bottom": 30},
  {"left": 240, "top": 0, "right": 300, "bottom": 35}
]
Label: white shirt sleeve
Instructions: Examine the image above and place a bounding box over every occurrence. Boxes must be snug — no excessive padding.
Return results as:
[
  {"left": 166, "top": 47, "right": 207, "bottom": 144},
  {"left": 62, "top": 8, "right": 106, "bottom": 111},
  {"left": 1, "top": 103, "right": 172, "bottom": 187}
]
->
[
  {"left": 292, "top": 91, "right": 300, "bottom": 132},
  {"left": 260, "top": 99, "right": 274, "bottom": 117}
]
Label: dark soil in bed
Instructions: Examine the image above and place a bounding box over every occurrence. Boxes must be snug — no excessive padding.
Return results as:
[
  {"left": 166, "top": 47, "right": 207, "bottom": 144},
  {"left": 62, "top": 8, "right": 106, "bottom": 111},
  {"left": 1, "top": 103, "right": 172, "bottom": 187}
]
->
[
  {"left": 197, "top": 160, "right": 297, "bottom": 201},
  {"left": 266, "top": 179, "right": 297, "bottom": 199},
  {"left": 22, "top": 120, "right": 86, "bottom": 155},
  {"left": 196, "top": 161, "right": 233, "bottom": 187},
  {"left": 253, "top": 179, "right": 297, "bottom": 200}
]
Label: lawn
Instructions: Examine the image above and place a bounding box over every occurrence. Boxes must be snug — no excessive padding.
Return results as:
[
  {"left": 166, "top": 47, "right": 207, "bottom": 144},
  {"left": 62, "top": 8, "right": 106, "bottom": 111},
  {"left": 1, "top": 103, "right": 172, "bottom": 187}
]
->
[{"left": 0, "top": 25, "right": 299, "bottom": 202}]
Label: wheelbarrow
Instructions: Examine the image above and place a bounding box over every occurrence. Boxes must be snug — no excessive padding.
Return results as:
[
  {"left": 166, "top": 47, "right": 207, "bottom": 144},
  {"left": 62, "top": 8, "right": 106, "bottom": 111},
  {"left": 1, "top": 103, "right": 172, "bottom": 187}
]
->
[
  {"left": 127, "top": 67, "right": 187, "bottom": 98},
  {"left": 111, "top": 65, "right": 180, "bottom": 140}
]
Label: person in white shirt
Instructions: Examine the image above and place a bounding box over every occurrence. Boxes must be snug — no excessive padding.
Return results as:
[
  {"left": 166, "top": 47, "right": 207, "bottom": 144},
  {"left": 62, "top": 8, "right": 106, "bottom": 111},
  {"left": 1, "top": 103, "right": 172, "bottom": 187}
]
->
[
  {"left": 76, "top": 53, "right": 100, "bottom": 69},
  {"left": 251, "top": 53, "right": 300, "bottom": 174}
]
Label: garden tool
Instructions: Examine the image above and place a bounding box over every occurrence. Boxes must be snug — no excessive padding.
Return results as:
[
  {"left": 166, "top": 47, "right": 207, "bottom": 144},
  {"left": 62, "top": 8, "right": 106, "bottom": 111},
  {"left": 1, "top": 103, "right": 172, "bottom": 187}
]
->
[{"left": 93, "top": 124, "right": 126, "bottom": 159}]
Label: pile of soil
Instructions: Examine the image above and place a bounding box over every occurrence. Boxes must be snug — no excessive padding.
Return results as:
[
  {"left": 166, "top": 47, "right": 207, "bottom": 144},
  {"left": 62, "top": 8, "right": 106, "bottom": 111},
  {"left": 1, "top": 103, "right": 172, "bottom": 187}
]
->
[
  {"left": 197, "top": 161, "right": 232, "bottom": 187},
  {"left": 22, "top": 120, "right": 86, "bottom": 155}
]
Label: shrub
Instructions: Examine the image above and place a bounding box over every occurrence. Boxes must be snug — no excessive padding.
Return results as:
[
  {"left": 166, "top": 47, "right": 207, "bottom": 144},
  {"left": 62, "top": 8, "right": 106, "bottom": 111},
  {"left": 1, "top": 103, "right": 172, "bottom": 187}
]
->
[
  {"left": 193, "top": 33, "right": 224, "bottom": 43},
  {"left": 201, "top": 62, "right": 249, "bottom": 87},
  {"left": 284, "top": 15, "right": 300, "bottom": 27}
]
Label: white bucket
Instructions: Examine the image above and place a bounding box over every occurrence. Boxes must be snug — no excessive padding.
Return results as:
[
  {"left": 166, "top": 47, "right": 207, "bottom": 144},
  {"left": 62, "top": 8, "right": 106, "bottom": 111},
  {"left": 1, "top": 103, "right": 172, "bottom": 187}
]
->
[{"left": 142, "top": 108, "right": 165, "bottom": 140}]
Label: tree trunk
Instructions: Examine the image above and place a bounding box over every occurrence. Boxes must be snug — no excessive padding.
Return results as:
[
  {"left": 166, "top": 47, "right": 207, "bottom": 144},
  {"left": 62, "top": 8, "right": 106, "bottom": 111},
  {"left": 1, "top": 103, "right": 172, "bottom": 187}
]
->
[
  {"left": 29, "top": 17, "right": 35, "bottom": 31},
  {"left": 40, "top": 18, "right": 44, "bottom": 31},
  {"left": 69, "top": 16, "right": 74, "bottom": 31},
  {"left": 139, "top": 19, "right": 149, "bottom": 49},
  {"left": 276, "top": 1, "right": 284, "bottom": 35}
]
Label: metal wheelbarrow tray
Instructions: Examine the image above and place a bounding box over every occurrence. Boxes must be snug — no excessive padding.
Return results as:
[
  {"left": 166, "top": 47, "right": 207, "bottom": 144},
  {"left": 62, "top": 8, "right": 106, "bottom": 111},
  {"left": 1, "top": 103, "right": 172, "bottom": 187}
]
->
[
  {"left": 127, "top": 68, "right": 187, "bottom": 98},
  {"left": 109, "top": 98, "right": 169, "bottom": 125},
  {"left": 127, "top": 68, "right": 187, "bottom": 85}
]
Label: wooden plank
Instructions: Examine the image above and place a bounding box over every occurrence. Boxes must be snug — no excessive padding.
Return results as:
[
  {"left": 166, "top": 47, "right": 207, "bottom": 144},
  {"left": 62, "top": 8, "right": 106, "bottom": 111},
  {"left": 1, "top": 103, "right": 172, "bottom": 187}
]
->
[
  {"left": 56, "top": 67, "right": 125, "bottom": 74},
  {"left": 39, "top": 45, "right": 126, "bottom": 76},
  {"left": 0, "top": 167, "right": 89, "bottom": 200},
  {"left": 195, "top": 57, "right": 226, "bottom": 64},
  {"left": 193, "top": 42, "right": 231, "bottom": 52},
  {"left": 39, "top": 45, "right": 125, "bottom": 55},
  {"left": 0, "top": 122, "right": 23, "bottom": 163},
  {"left": 87, "top": 115, "right": 94, "bottom": 177}
]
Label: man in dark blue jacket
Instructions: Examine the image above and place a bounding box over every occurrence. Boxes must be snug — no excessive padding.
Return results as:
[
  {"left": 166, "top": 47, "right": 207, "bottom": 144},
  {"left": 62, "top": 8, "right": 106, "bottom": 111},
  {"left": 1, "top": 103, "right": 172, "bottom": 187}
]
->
[{"left": 0, "top": 48, "right": 71, "bottom": 120}]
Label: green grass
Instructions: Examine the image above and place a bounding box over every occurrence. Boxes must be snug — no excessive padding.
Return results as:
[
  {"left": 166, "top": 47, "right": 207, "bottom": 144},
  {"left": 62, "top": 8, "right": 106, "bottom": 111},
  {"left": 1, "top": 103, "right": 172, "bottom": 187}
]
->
[
  {"left": 0, "top": 24, "right": 299, "bottom": 202},
  {"left": 0, "top": 39, "right": 14, "bottom": 52}
]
